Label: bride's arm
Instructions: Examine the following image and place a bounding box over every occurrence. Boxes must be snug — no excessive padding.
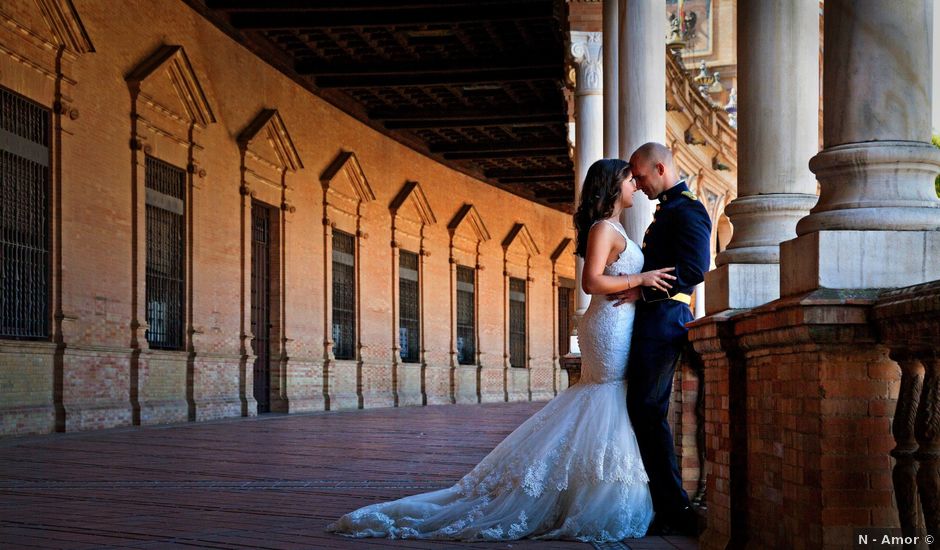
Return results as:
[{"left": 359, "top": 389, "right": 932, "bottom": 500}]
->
[{"left": 581, "top": 223, "right": 676, "bottom": 295}]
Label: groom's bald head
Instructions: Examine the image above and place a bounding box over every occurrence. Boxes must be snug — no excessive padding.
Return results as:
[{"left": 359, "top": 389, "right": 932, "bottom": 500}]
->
[{"left": 629, "top": 142, "right": 679, "bottom": 199}]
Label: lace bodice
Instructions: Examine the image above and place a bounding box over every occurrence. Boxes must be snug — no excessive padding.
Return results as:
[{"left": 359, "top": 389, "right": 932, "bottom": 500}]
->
[{"left": 577, "top": 220, "right": 644, "bottom": 385}]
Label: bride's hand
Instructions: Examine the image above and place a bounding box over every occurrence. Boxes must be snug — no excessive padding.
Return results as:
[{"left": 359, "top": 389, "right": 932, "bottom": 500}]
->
[
  {"left": 607, "top": 287, "right": 641, "bottom": 307},
  {"left": 637, "top": 267, "right": 676, "bottom": 291}
]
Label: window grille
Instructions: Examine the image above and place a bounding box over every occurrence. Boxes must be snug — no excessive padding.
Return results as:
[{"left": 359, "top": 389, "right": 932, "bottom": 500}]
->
[
  {"left": 399, "top": 250, "right": 419, "bottom": 363},
  {"left": 332, "top": 230, "right": 355, "bottom": 360},
  {"left": 144, "top": 156, "right": 185, "bottom": 350},
  {"left": 456, "top": 265, "right": 475, "bottom": 365},
  {"left": 558, "top": 279, "right": 575, "bottom": 356},
  {"left": 0, "top": 87, "right": 50, "bottom": 339},
  {"left": 509, "top": 277, "right": 527, "bottom": 368}
]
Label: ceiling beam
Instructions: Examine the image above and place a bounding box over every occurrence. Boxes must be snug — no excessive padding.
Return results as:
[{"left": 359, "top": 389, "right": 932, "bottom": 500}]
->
[
  {"left": 372, "top": 106, "right": 559, "bottom": 123},
  {"left": 314, "top": 66, "right": 562, "bottom": 88},
  {"left": 296, "top": 55, "right": 561, "bottom": 77},
  {"left": 383, "top": 115, "right": 563, "bottom": 130},
  {"left": 486, "top": 168, "right": 571, "bottom": 179},
  {"left": 443, "top": 148, "right": 568, "bottom": 160},
  {"left": 223, "top": 2, "right": 556, "bottom": 29},
  {"left": 430, "top": 139, "right": 563, "bottom": 154}
]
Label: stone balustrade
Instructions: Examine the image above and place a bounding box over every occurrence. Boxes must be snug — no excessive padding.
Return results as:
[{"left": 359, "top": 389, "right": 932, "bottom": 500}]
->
[{"left": 874, "top": 280, "right": 940, "bottom": 540}]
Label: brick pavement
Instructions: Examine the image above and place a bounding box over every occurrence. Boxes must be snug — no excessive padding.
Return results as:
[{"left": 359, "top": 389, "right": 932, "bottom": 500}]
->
[{"left": 0, "top": 403, "right": 697, "bottom": 550}]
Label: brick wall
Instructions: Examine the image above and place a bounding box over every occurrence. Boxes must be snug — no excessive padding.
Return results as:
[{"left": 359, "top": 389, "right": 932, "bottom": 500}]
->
[{"left": 0, "top": 0, "right": 576, "bottom": 435}]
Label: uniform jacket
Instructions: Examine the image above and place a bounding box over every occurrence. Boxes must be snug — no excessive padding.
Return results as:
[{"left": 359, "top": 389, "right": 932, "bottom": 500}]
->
[{"left": 633, "top": 180, "right": 712, "bottom": 343}]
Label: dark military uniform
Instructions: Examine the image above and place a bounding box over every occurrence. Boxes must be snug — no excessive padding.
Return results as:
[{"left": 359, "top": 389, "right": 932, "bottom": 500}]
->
[{"left": 627, "top": 180, "right": 711, "bottom": 528}]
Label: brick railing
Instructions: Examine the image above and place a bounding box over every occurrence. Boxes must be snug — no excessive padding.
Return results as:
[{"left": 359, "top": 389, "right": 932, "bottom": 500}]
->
[{"left": 686, "top": 280, "right": 940, "bottom": 549}]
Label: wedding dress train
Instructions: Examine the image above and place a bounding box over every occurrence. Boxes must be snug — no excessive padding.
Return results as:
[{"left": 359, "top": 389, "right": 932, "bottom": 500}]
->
[{"left": 328, "top": 220, "right": 653, "bottom": 542}]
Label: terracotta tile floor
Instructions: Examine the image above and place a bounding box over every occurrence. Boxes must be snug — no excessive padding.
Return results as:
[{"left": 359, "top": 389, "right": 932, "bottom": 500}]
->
[{"left": 0, "top": 402, "right": 697, "bottom": 550}]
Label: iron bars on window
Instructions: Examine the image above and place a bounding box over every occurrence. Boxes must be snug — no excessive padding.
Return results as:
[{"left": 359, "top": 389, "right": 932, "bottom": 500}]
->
[
  {"left": 0, "top": 87, "right": 50, "bottom": 340},
  {"left": 144, "top": 156, "right": 185, "bottom": 351},
  {"left": 332, "top": 230, "right": 356, "bottom": 360}
]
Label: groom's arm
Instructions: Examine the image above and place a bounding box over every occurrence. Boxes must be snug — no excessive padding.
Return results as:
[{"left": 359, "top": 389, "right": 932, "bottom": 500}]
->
[{"left": 673, "top": 201, "right": 712, "bottom": 291}]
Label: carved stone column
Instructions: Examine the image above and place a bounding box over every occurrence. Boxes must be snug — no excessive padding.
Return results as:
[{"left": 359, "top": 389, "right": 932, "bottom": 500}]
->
[
  {"left": 603, "top": 0, "right": 618, "bottom": 158},
  {"left": 705, "top": 0, "right": 819, "bottom": 313},
  {"left": 617, "top": 0, "right": 662, "bottom": 245},
  {"left": 782, "top": 0, "right": 940, "bottom": 294},
  {"left": 569, "top": 31, "right": 603, "bottom": 326}
]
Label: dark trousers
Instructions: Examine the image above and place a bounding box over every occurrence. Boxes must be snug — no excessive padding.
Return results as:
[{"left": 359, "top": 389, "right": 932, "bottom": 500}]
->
[{"left": 627, "top": 337, "right": 691, "bottom": 522}]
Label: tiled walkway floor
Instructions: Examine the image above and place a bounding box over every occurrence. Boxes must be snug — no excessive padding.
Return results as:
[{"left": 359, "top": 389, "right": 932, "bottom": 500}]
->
[{"left": 0, "top": 402, "right": 697, "bottom": 550}]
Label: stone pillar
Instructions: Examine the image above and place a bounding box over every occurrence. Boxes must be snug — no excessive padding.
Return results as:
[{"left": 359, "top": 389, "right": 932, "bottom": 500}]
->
[
  {"left": 704, "top": 0, "right": 819, "bottom": 313},
  {"left": 781, "top": 0, "right": 940, "bottom": 295},
  {"left": 618, "top": 0, "right": 662, "bottom": 245},
  {"left": 603, "top": 0, "right": 619, "bottom": 159},
  {"left": 569, "top": 31, "right": 603, "bottom": 323},
  {"left": 694, "top": 281, "right": 705, "bottom": 319}
]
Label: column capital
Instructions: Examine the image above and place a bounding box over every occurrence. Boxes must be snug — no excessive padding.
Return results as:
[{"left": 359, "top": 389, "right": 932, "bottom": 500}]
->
[{"left": 568, "top": 31, "right": 603, "bottom": 94}]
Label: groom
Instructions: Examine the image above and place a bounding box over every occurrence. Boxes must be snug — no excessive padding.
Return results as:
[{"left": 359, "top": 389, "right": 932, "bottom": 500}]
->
[{"left": 612, "top": 142, "right": 711, "bottom": 535}]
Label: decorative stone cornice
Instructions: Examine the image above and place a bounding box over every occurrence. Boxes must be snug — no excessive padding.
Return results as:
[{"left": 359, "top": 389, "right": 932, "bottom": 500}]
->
[
  {"left": 390, "top": 180, "right": 436, "bottom": 226},
  {"left": 568, "top": 31, "right": 602, "bottom": 94},
  {"left": 448, "top": 204, "right": 490, "bottom": 242},
  {"left": 126, "top": 45, "right": 216, "bottom": 128},
  {"left": 319, "top": 150, "right": 375, "bottom": 202},
  {"left": 502, "top": 223, "right": 540, "bottom": 257},
  {"left": 35, "top": 0, "right": 94, "bottom": 54},
  {"left": 237, "top": 109, "right": 303, "bottom": 172},
  {"left": 550, "top": 237, "right": 573, "bottom": 263}
]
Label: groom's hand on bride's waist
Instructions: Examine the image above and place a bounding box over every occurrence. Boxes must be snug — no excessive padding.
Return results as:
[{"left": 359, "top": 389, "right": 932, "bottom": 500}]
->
[{"left": 607, "top": 287, "right": 641, "bottom": 307}]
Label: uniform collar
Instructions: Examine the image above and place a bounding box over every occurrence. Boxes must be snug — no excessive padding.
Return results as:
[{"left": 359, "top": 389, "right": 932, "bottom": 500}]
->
[{"left": 656, "top": 180, "right": 688, "bottom": 203}]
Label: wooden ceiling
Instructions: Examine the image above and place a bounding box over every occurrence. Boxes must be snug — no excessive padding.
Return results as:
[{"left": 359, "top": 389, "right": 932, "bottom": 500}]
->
[{"left": 186, "top": 0, "right": 575, "bottom": 211}]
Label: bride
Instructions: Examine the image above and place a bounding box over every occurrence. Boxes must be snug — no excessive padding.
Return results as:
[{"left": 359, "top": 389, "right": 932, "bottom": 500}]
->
[{"left": 327, "top": 158, "right": 678, "bottom": 542}]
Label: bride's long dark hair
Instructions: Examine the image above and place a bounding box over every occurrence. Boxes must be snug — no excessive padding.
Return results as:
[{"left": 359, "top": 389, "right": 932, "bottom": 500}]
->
[{"left": 573, "top": 158, "right": 631, "bottom": 258}]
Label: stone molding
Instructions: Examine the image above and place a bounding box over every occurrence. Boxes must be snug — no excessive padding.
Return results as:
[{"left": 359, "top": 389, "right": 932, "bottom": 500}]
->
[
  {"left": 237, "top": 108, "right": 304, "bottom": 174},
  {"left": 501, "top": 223, "right": 538, "bottom": 380},
  {"left": 389, "top": 180, "right": 437, "bottom": 405},
  {"left": 445, "top": 204, "right": 490, "bottom": 398},
  {"left": 319, "top": 150, "right": 375, "bottom": 372},
  {"left": 235, "top": 108, "right": 304, "bottom": 415},
  {"left": 568, "top": 31, "right": 602, "bottom": 94},
  {"left": 34, "top": 0, "right": 94, "bottom": 54},
  {"left": 550, "top": 237, "right": 575, "bottom": 395}
]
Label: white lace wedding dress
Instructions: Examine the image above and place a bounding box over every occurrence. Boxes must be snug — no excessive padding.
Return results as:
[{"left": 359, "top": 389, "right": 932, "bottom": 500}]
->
[{"left": 328, "top": 220, "right": 653, "bottom": 542}]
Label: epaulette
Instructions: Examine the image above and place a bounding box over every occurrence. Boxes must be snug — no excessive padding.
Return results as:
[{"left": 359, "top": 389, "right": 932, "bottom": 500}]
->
[{"left": 681, "top": 190, "right": 699, "bottom": 201}]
